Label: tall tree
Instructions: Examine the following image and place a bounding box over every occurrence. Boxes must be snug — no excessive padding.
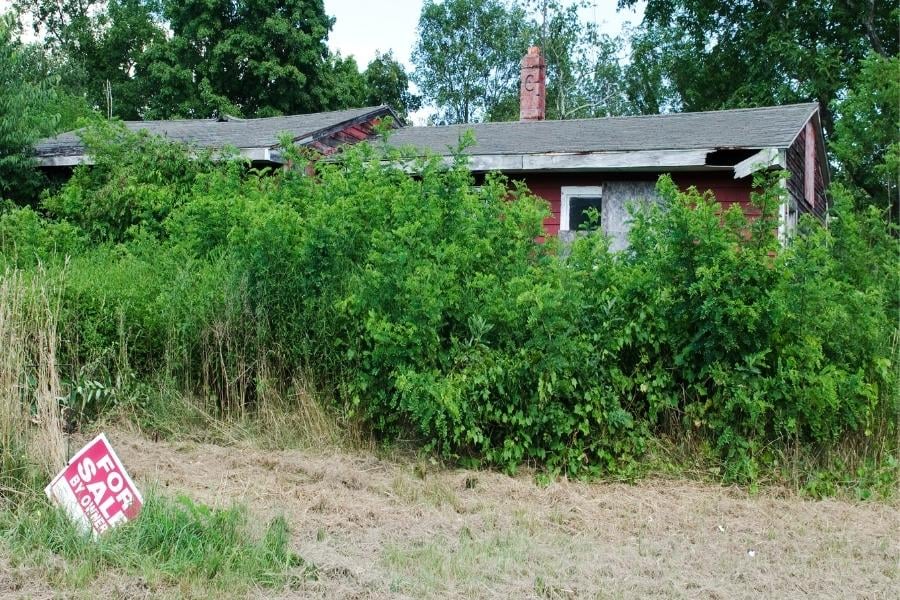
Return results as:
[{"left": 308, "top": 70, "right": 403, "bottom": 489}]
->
[
  {"left": 321, "top": 53, "right": 368, "bottom": 111},
  {"left": 413, "top": 0, "right": 633, "bottom": 123},
  {"left": 363, "top": 51, "right": 421, "bottom": 121},
  {"left": 532, "top": 0, "right": 631, "bottom": 119},
  {"left": 0, "top": 14, "right": 52, "bottom": 202},
  {"left": 16, "top": 0, "right": 165, "bottom": 119},
  {"left": 830, "top": 53, "right": 899, "bottom": 218},
  {"left": 619, "top": 0, "right": 899, "bottom": 134},
  {"left": 412, "top": 0, "right": 530, "bottom": 124},
  {"left": 141, "top": 0, "right": 335, "bottom": 118}
]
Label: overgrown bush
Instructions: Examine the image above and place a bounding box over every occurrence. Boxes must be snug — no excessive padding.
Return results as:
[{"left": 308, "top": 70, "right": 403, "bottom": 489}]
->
[{"left": 1, "top": 125, "right": 896, "bottom": 488}]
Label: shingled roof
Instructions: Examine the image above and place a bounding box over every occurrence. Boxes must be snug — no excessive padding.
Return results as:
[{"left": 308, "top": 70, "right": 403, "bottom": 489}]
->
[
  {"left": 386, "top": 103, "right": 820, "bottom": 156},
  {"left": 35, "top": 102, "right": 824, "bottom": 181},
  {"left": 35, "top": 105, "right": 400, "bottom": 165}
]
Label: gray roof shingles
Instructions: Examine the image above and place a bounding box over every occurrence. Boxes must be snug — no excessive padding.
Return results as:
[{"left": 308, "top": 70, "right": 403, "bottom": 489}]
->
[
  {"left": 386, "top": 103, "right": 819, "bottom": 156},
  {"left": 35, "top": 102, "right": 819, "bottom": 160},
  {"left": 35, "top": 106, "right": 391, "bottom": 158}
]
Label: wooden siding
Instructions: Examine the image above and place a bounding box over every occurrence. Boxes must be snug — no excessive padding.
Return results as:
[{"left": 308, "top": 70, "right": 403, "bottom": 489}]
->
[
  {"left": 504, "top": 172, "right": 756, "bottom": 235},
  {"left": 786, "top": 123, "right": 827, "bottom": 220},
  {"left": 309, "top": 116, "right": 394, "bottom": 155}
]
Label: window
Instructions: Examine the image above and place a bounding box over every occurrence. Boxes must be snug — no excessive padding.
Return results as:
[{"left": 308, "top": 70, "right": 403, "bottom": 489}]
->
[{"left": 560, "top": 186, "right": 603, "bottom": 232}]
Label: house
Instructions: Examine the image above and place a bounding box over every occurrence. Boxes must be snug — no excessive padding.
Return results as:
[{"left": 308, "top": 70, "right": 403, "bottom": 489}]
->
[
  {"left": 388, "top": 48, "right": 829, "bottom": 249},
  {"left": 35, "top": 47, "right": 829, "bottom": 248}
]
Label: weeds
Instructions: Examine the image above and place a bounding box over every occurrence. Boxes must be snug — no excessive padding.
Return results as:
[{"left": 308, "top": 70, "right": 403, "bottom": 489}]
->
[
  {"left": 1, "top": 489, "right": 311, "bottom": 594},
  {"left": 0, "top": 268, "right": 66, "bottom": 499}
]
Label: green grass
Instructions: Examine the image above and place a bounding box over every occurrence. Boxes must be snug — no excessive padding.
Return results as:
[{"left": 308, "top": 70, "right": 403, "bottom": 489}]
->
[{"left": 0, "top": 489, "right": 314, "bottom": 596}]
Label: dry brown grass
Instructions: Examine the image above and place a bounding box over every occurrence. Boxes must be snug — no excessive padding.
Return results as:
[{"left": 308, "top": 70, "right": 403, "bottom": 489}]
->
[
  {"left": 0, "top": 268, "right": 65, "bottom": 486},
  {"left": 254, "top": 368, "right": 345, "bottom": 450},
  {"left": 4, "top": 429, "right": 894, "bottom": 599},
  {"left": 124, "top": 366, "right": 370, "bottom": 457}
]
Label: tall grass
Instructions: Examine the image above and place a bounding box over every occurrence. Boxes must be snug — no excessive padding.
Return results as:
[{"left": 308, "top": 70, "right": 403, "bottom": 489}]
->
[
  {"left": 0, "top": 267, "right": 66, "bottom": 498},
  {"left": 1, "top": 490, "right": 310, "bottom": 594}
]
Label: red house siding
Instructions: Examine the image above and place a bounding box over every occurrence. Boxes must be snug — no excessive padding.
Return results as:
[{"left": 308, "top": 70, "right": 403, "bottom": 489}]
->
[
  {"left": 786, "top": 123, "right": 827, "bottom": 220},
  {"left": 503, "top": 172, "right": 755, "bottom": 235}
]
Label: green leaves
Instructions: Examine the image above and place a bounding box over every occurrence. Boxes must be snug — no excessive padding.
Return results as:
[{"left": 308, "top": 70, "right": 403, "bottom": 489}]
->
[
  {"left": 0, "top": 14, "right": 60, "bottom": 202},
  {"left": 8, "top": 126, "right": 898, "bottom": 485},
  {"left": 412, "top": 0, "right": 530, "bottom": 124},
  {"left": 830, "top": 52, "right": 900, "bottom": 218}
]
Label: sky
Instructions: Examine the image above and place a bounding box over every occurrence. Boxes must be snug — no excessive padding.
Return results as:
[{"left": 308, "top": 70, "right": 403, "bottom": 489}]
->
[{"left": 324, "top": 0, "right": 645, "bottom": 70}]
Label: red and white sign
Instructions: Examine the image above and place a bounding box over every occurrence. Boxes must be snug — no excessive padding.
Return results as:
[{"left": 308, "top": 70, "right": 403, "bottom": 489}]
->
[{"left": 45, "top": 433, "right": 143, "bottom": 538}]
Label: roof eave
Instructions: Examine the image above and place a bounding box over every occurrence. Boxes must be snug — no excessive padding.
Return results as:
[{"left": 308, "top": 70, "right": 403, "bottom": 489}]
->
[
  {"left": 395, "top": 147, "right": 797, "bottom": 175},
  {"left": 37, "top": 146, "right": 282, "bottom": 167}
]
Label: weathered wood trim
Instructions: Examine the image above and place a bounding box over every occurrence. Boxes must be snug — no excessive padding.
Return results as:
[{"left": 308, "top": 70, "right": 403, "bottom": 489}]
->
[
  {"left": 777, "top": 177, "right": 798, "bottom": 245},
  {"left": 462, "top": 149, "right": 719, "bottom": 172},
  {"left": 732, "top": 147, "right": 782, "bottom": 179},
  {"left": 804, "top": 121, "right": 816, "bottom": 208},
  {"left": 242, "top": 147, "right": 274, "bottom": 162},
  {"left": 291, "top": 106, "right": 402, "bottom": 147},
  {"left": 37, "top": 146, "right": 279, "bottom": 167},
  {"left": 37, "top": 155, "right": 90, "bottom": 167}
]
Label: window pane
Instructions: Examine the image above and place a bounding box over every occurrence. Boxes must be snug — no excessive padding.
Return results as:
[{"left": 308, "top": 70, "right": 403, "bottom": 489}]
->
[{"left": 569, "top": 196, "right": 602, "bottom": 230}]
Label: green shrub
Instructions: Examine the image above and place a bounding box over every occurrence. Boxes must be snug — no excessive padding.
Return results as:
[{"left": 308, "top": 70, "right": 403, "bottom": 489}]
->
[
  {"left": 5, "top": 125, "right": 896, "bottom": 486},
  {"left": 41, "top": 121, "right": 222, "bottom": 244},
  {"left": 0, "top": 203, "right": 86, "bottom": 267}
]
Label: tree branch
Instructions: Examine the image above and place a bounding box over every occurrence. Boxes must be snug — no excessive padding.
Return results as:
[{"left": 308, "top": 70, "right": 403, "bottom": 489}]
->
[{"left": 863, "top": 0, "right": 885, "bottom": 56}]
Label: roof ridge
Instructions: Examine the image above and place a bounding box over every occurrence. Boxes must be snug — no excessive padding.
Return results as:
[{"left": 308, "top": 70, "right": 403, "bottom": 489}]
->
[
  {"left": 404, "top": 102, "right": 820, "bottom": 130},
  {"left": 118, "top": 105, "right": 389, "bottom": 126}
]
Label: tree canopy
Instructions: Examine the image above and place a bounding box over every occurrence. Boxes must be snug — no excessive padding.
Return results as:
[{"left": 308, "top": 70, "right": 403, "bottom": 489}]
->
[
  {"left": 412, "top": 0, "right": 631, "bottom": 123},
  {"left": 412, "top": 0, "right": 530, "bottom": 124},
  {"left": 363, "top": 51, "right": 422, "bottom": 121},
  {"left": 0, "top": 14, "right": 73, "bottom": 203},
  {"left": 144, "top": 0, "right": 335, "bottom": 118},
  {"left": 618, "top": 0, "right": 898, "bottom": 216},
  {"left": 12, "top": 0, "right": 421, "bottom": 120},
  {"left": 619, "top": 0, "right": 898, "bottom": 133}
]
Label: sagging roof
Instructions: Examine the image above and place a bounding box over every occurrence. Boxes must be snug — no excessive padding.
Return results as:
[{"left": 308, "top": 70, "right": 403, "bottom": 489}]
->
[
  {"left": 385, "top": 103, "right": 825, "bottom": 181},
  {"left": 387, "top": 103, "right": 819, "bottom": 156},
  {"left": 35, "top": 105, "right": 401, "bottom": 166}
]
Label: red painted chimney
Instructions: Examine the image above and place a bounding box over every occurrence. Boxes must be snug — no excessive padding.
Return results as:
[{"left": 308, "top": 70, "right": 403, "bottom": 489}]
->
[{"left": 520, "top": 46, "right": 546, "bottom": 122}]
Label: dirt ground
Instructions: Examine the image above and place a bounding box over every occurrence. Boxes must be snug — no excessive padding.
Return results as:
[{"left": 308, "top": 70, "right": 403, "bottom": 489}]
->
[{"left": 3, "top": 430, "right": 898, "bottom": 599}]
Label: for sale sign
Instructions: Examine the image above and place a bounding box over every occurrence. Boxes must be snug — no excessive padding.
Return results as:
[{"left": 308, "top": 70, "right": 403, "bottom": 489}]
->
[{"left": 45, "top": 433, "right": 143, "bottom": 538}]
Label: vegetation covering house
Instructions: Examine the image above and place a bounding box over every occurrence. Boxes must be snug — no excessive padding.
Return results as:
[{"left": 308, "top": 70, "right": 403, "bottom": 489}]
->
[
  {"left": 34, "top": 105, "right": 402, "bottom": 167},
  {"left": 36, "top": 48, "right": 829, "bottom": 247},
  {"left": 389, "top": 48, "right": 830, "bottom": 248}
]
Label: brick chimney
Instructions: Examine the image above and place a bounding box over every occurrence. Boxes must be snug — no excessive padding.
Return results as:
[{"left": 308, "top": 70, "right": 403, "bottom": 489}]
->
[{"left": 520, "top": 46, "right": 546, "bottom": 122}]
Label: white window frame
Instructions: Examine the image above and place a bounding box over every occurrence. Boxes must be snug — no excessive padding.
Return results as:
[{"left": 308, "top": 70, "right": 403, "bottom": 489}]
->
[{"left": 560, "top": 186, "right": 604, "bottom": 232}]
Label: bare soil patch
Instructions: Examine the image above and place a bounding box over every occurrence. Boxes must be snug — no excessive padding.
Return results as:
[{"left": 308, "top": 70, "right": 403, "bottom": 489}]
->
[{"left": 3, "top": 430, "right": 897, "bottom": 599}]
